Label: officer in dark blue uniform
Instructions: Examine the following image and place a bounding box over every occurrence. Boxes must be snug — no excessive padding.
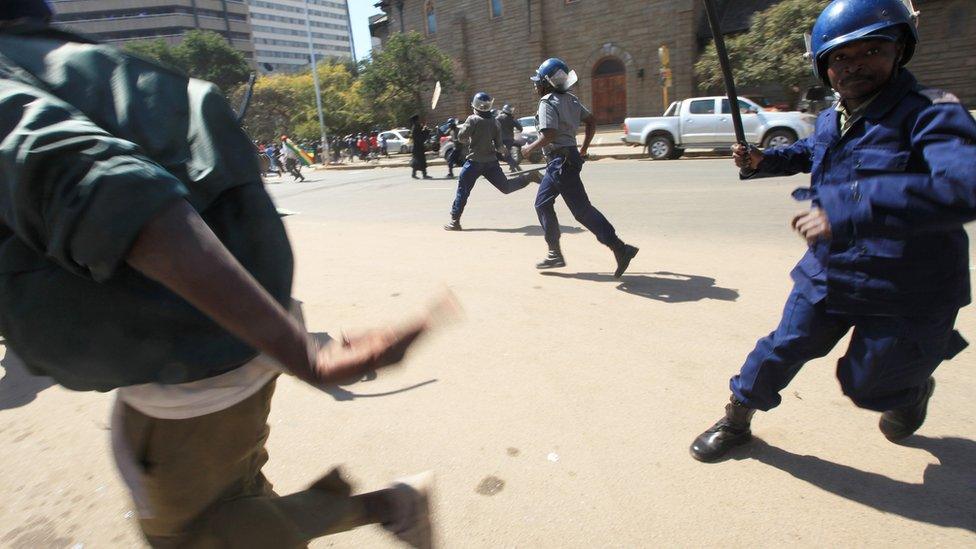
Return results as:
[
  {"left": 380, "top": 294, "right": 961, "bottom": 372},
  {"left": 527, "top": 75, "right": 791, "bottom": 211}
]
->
[
  {"left": 520, "top": 58, "right": 638, "bottom": 277},
  {"left": 496, "top": 104, "right": 523, "bottom": 173},
  {"left": 443, "top": 92, "right": 540, "bottom": 231},
  {"left": 691, "top": 0, "right": 976, "bottom": 462},
  {"left": 445, "top": 117, "right": 464, "bottom": 179}
]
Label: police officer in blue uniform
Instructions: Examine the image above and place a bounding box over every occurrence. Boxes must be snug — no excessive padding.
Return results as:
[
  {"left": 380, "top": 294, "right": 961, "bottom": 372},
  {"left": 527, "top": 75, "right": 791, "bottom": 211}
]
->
[
  {"left": 445, "top": 117, "right": 465, "bottom": 179},
  {"left": 521, "top": 58, "right": 638, "bottom": 277},
  {"left": 444, "top": 92, "right": 541, "bottom": 231},
  {"left": 690, "top": 0, "right": 976, "bottom": 462},
  {"left": 496, "top": 104, "right": 523, "bottom": 173}
]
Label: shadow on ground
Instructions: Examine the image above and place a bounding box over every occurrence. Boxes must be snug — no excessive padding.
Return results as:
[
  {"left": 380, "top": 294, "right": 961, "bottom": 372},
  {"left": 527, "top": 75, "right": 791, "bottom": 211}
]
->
[
  {"left": 540, "top": 271, "right": 739, "bottom": 303},
  {"left": 0, "top": 346, "right": 55, "bottom": 411},
  {"left": 308, "top": 333, "right": 438, "bottom": 402},
  {"left": 736, "top": 437, "right": 976, "bottom": 533},
  {"left": 463, "top": 225, "right": 585, "bottom": 237}
]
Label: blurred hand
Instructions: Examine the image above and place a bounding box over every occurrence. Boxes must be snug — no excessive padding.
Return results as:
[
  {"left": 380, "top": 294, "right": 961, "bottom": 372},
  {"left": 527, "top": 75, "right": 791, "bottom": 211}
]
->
[
  {"left": 792, "top": 208, "right": 832, "bottom": 245},
  {"left": 302, "top": 291, "right": 461, "bottom": 387},
  {"left": 732, "top": 143, "right": 763, "bottom": 170}
]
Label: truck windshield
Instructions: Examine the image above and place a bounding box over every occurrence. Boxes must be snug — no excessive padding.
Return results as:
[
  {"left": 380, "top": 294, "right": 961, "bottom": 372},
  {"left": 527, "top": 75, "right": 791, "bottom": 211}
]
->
[{"left": 663, "top": 102, "right": 678, "bottom": 117}]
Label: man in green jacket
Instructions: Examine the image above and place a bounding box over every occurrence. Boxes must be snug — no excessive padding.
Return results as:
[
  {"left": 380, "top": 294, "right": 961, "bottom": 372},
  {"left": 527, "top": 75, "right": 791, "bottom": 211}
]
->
[{"left": 0, "top": 2, "right": 446, "bottom": 546}]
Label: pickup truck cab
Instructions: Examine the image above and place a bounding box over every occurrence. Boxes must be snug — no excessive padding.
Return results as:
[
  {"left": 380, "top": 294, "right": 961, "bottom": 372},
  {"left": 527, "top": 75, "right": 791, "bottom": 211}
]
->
[{"left": 622, "top": 96, "right": 818, "bottom": 160}]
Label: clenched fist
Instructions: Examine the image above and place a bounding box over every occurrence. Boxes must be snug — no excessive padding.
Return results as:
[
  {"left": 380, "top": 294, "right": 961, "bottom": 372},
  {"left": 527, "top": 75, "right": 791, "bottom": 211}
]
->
[
  {"left": 732, "top": 143, "right": 764, "bottom": 170},
  {"left": 792, "top": 208, "right": 832, "bottom": 245}
]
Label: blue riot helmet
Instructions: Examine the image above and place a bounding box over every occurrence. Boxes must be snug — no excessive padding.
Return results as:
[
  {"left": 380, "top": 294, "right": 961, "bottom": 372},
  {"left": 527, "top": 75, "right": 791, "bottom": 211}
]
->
[
  {"left": 471, "top": 92, "right": 494, "bottom": 114},
  {"left": 809, "top": 0, "right": 919, "bottom": 87},
  {"left": 0, "top": 0, "right": 53, "bottom": 20},
  {"left": 531, "top": 58, "right": 579, "bottom": 92},
  {"left": 501, "top": 104, "right": 513, "bottom": 115}
]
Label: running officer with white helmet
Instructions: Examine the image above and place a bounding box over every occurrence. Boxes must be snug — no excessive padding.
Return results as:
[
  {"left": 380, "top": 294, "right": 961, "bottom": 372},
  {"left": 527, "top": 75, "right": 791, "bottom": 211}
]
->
[
  {"left": 520, "top": 58, "right": 638, "bottom": 276},
  {"left": 443, "top": 92, "right": 540, "bottom": 231}
]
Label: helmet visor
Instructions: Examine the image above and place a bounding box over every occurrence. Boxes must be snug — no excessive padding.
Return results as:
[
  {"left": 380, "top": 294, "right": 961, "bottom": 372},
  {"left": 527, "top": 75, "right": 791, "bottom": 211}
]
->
[{"left": 472, "top": 96, "right": 494, "bottom": 112}]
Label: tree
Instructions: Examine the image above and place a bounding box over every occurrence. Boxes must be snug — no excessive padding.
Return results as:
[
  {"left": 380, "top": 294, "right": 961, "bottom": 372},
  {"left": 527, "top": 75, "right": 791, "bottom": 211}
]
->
[
  {"left": 174, "top": 30, "right": 251, "bottom": 94},
  {"left": 232, "top": 62, "right": 373, "bottom": 143},
  {"left": 695, "top": 0, "right": 830, "bottom": 103},
  {"left": 124, "top": 38, "right": 181, "bottom": 69},
  {"left": 124, "top": 30, "right": 251, "bottom": 95},
  {"left": 358, "top": 31, "right": 457, "bottom": 128}
]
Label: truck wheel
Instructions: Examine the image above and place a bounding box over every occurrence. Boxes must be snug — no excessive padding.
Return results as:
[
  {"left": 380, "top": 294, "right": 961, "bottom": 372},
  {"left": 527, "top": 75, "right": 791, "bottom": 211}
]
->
[
  {"left": 762, "top": 129, "right": 796, "bottom": 149},
  {"left": 646, "top": 135, "right": 674, "bottom": 160}
]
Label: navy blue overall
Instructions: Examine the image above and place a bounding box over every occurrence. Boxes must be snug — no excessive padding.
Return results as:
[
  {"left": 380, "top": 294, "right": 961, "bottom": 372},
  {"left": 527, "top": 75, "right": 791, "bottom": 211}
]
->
[
  {"left": 733, "top": 70, "right": 976, "bottom": 411},
  {"left": 450, "top": 160, "right": 529, "bottom": 220},
  {"left": 535, "top": 148, "right": 621, "bottom": 251}
]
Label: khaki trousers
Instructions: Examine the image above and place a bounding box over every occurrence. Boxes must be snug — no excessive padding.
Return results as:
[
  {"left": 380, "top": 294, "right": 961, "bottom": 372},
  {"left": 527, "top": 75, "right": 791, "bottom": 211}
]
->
[{"left": 117, "top": 378, "right": 368, "bottom": 548}]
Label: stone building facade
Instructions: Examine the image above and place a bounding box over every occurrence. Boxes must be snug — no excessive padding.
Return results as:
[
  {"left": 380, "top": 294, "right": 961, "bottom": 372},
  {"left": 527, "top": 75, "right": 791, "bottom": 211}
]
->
[
  {"left": 907, "top": 0, "right": 976, "bottom": 106},
  {"left": 375, "top": 0, "right": 975, "bottom": 124},
  {"left": 378, "top": 0, "right": 705, "bottom": 124}
]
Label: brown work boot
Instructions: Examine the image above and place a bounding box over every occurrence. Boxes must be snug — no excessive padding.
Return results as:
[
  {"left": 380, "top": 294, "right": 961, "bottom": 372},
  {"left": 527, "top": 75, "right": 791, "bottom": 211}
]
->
[
  {"left": 383, "top": 471, "right": 434, "bottom": 549},
  {"left": 690, "top": 397, "right": 756, "bottom": 462}
]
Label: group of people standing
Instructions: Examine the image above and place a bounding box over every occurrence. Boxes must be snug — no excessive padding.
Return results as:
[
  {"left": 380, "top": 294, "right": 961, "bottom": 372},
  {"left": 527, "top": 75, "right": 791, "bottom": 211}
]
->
[{"left": 331, "top": 131, "right": 389, "bottom": 164}]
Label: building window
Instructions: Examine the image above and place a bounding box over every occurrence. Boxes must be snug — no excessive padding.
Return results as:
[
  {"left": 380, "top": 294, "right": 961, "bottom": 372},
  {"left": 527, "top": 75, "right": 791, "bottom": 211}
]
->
[
  {"left": 425, "top": 1, "right": 436, "bottom": 35},
  {"left": 489, "top": 0, "right": 502, "bottom": 18}
]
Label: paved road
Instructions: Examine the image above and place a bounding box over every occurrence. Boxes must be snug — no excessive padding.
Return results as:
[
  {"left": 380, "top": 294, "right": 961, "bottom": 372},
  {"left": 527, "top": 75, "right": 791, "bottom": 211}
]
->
[{"left": 2, "top": 159, "right": 974, "bottom": 547}]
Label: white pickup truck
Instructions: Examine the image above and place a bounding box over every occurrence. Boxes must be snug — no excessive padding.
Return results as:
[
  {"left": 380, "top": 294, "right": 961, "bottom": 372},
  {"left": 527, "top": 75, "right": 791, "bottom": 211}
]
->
[{"left": 622, "top": 96, "right": 818, "bottom": 160}]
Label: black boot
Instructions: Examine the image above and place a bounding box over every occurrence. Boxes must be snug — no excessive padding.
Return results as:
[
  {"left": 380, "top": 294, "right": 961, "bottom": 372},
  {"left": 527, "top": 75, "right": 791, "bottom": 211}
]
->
[
  {"left": 879, "top": 377, "right": 935, "bottom": 441},
  {"left": 690, "top": 397, "right": 756, "bottom": 462},
  {"left": 536, "top": 249, "right": 566, "bottom": 269},
  {"left": 612, "top": 243, "right": 639, "bottom": 279},
  {"left": 443, "top": 218, "right": 462, "bottom": 231}
]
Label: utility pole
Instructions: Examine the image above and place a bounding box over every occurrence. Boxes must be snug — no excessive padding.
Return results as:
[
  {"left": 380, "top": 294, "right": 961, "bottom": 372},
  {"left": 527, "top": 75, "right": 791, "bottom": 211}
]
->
[{"left": 304, "top": 0, "right": 328, "bottom": 162}]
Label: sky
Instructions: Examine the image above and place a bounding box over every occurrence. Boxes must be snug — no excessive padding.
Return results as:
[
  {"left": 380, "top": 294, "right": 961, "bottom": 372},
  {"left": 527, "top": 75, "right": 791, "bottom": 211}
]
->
[{"left": 348, "top": 0, "right": 384, "bottom": 62}]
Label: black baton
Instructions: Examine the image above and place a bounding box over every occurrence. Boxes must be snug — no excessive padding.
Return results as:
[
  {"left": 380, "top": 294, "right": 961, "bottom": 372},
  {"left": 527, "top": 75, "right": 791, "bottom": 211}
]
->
[{"left": 702, "top": 0, "right": 746, "bottom": 146}]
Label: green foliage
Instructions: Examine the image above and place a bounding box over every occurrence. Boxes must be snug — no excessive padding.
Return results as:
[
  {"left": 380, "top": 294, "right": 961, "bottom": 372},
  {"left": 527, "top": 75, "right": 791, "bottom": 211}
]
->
[
  {"left": 358, "top": 31, "right": 457, "bottom": 128},
  {"left": 128, "top": 29, "right": 458, "bottom": 140},
  {"left": 124, "top": 30, "right": 251, "bottom": 94},
  {"left": 124, "top": 39, "right": 181, "bottom": 69},
  {"left": 232, "top": 63, "right": 372, "bottom": 143},
  {"left": 695, "top": 0, "right": 830, "bottom": 100}
]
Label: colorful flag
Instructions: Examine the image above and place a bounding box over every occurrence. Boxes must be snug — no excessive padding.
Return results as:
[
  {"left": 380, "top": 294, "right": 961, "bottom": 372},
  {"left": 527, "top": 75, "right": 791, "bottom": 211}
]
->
[{"left": 281, "top": 136, "right": 314, "bottom": 166}]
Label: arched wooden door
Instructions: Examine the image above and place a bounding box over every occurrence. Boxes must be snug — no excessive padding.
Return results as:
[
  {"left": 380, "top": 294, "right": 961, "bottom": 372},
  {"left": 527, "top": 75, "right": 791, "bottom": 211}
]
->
[{"left": 591, "top": 57, "right": 626, "bottom": 125}]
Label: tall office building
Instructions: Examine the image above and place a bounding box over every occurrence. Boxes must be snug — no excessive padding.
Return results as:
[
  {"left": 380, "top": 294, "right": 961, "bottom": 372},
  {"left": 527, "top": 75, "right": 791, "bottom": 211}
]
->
[
  {"left": 246, "top": 0, "right": 354, "bottom": 73},
  {"left": 50, "top": 1, "right": 255, "bottom": 59}
]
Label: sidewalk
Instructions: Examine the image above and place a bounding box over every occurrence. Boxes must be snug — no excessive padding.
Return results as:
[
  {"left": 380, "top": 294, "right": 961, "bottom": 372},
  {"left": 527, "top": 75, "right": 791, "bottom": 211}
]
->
[{"left": 309, "top": 127, "right": 734, "bottom": 171}]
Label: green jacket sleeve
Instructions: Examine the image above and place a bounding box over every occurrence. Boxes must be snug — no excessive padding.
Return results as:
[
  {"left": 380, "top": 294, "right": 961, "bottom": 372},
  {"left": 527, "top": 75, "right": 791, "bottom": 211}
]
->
[{"left": 0, "top": 79, "right": 188, "bottom": 281}]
